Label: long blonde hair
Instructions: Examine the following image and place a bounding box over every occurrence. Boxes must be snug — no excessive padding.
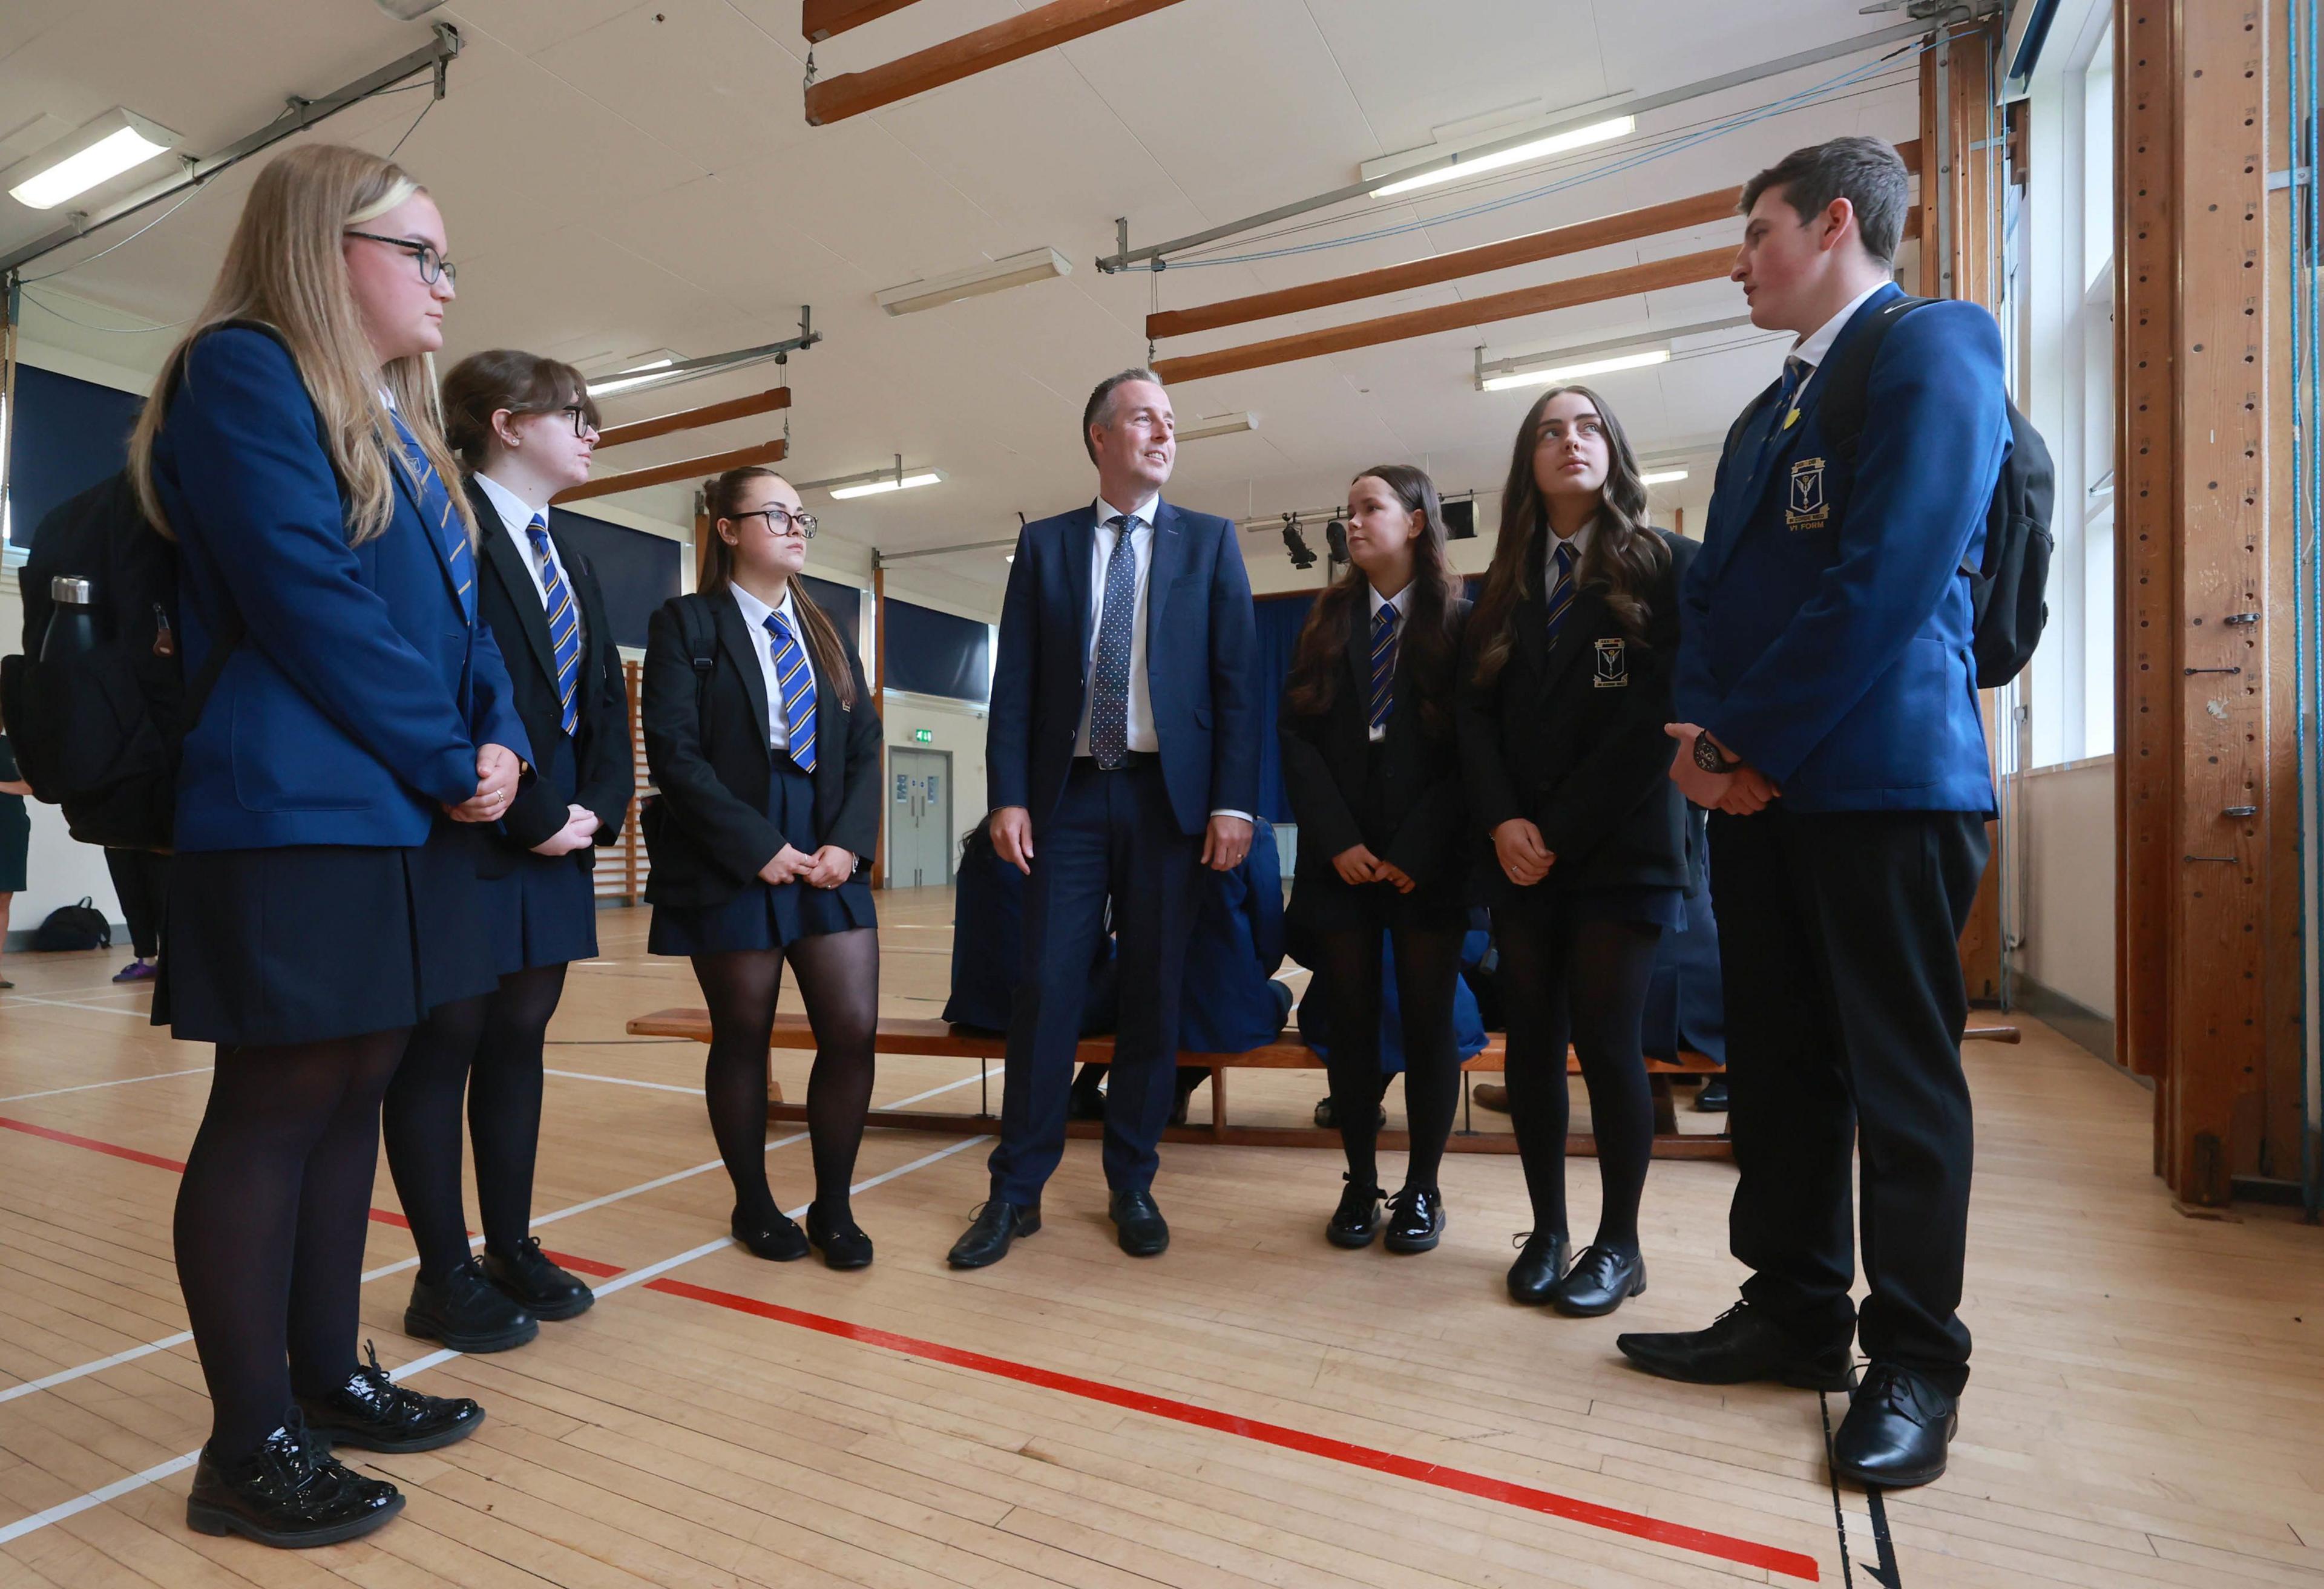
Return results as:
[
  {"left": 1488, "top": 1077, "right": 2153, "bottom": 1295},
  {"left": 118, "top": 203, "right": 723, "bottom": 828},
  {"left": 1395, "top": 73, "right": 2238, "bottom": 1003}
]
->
[{"left": 130, "top": 143, "right": 470, "bottom": 547}]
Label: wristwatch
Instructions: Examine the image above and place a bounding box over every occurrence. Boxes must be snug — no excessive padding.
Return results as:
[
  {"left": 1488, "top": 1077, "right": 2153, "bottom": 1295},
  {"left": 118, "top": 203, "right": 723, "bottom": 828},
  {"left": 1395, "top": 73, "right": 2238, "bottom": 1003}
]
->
[{"left": 1693, "top": 733, "right": 1740, "bottom": 775}]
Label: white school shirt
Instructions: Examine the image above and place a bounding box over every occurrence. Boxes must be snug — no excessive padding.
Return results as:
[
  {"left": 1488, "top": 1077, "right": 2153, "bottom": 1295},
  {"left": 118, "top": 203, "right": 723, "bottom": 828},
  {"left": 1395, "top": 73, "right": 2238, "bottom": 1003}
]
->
[{"left": 727, "top": 581, "right": 807, "bottom": 755}]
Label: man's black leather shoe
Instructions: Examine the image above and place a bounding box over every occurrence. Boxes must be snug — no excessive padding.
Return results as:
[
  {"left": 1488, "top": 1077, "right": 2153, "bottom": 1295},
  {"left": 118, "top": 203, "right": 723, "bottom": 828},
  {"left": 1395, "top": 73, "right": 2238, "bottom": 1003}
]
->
[
  {"left": 1325, "top": 1176, "right": 1383, "bottom": 1248},
  {"left": 297, "top": 1343, "right": 485, "bottom": 1454},
  {"left": 404, "top": 1257, "right": 537, "bottom": 1352},
  {"left": 948, "top": 1199, "right": 1040, "bottom": 1268},
  {"left": 1548, "top": 1245, "right": 1647, "bottom": 1317},
  {"left": 731, "top": 1206, "right": 810, "bottom": 1261},
  {"left": 1695, "top": 1076, "right": 1730, "bottom": 1113},
  {"left": 186, "top": 1409, "right": 402, "bottom": 1548},
  {"left": 1382, "top": 1185, "right": 1445, "bottom": 1253},
  {"left": 1831, "top": 1364, "right": 1958, "bottom": 1489},
  {"left": 1507, "top": 1231, "right": 1570, "bottom": 1303},
  {"left": 1109, "top": 1188, "right": 1170, "bottom": 1256},
  {"left": 482, "top": 1237, "right": 594, "bottom": 1321},
  {"left": 1615, "top": 1302, "right": 1853, "bottom": 1391},
  {"left": 807, "top": 1203, "right": 875, "bottom": 1270}
]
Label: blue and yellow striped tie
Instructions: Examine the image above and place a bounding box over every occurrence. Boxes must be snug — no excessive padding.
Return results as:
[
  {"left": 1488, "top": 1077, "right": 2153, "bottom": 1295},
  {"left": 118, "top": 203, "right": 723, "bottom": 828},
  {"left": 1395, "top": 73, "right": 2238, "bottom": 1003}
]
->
[
  {"left": 1544, "top": 539, "right": 1578, "bottom": 645},
  {"left": 527, "top": 516, "right": 582, "bottom": 736},
  {"left": 388, "top": 412, "right": 474, "bottom": 622},
  {"left": 763, "top": 611, "right": 817, "bottom": 773},
  {"left": 1367, "top": 603, "right": 1399, "bottom": 735}
]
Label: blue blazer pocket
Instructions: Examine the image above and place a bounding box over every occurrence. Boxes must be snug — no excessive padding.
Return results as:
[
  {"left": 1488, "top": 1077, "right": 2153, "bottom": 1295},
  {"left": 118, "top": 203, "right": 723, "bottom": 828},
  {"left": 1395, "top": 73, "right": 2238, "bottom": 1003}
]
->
[
  {"left": 1819, "top": 636, "right": 1958, "bottom": 793},
  {"left": 229, "top": 686, "right": 370, "bottom": 812}
]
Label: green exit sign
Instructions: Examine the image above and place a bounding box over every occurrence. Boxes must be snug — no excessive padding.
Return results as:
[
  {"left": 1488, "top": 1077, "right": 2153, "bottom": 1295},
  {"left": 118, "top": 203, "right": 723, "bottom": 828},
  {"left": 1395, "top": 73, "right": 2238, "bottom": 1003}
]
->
[{"left": 912, "top": 729, "right": 934, "bottom": 744}]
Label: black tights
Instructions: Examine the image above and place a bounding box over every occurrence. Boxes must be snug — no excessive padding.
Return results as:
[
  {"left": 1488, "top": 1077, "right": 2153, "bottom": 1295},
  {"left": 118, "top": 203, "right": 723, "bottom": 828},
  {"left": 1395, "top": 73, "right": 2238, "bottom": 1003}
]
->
[
  {"left": 382, "top": 963, "right": 568, "bottom": 1282},
  {"left": 1312, "top": 923, "right": 1466, "bottom": 1195},
  {"left": 174, "top": 1029, "right": 410, "bottom": 1461},
  {"left": 692, "top": 928, "right": 878, "bottom": 1222},
  {"left": 1497, "top": 913, "right": 1661, "bottom": 1255}
]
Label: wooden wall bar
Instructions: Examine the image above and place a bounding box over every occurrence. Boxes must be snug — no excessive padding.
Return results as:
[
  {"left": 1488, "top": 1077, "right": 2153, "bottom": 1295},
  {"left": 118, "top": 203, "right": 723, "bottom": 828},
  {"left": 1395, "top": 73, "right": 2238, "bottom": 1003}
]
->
[
  {"left": 555, "top": 438, "right": 787, "bottom": 505},
  {"left": 804, "top": 0, "right": 1186, "bottom": 126},
  {"left": 594, "top": 387, "right": 791, "bottom": 452}
]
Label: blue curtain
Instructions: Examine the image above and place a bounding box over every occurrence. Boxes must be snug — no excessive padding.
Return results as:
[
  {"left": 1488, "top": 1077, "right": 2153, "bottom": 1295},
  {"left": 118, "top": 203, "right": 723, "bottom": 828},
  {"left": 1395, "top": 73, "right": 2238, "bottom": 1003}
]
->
[
  {"left": 1252, "top": 594, "right": 1317, "bottom": 824},
  {"left": 887, "top": 597, "right": 990, "bottom": 703},
  {"left": 10, "top": 364, "right": 143, "bottom": 549},
  {"left": 546, "top": 509, "right": 680, "bottom": 649}
]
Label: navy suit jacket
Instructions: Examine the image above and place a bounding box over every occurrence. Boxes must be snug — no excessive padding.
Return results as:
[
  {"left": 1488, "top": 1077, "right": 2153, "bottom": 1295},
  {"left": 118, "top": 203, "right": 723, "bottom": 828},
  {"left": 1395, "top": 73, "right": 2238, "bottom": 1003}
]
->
[
  {"left": 988, "top": 500, "right": 1260, "bottom": 836},
  {"left": 1177, "top": 818, "right": 1290, "bottom": 1053},
  {"left": 1675, "top": 283, "right": 2005, "bottom": 813},
  {"left": 154, "top": 328, "right": 529, "bottom": 851}
]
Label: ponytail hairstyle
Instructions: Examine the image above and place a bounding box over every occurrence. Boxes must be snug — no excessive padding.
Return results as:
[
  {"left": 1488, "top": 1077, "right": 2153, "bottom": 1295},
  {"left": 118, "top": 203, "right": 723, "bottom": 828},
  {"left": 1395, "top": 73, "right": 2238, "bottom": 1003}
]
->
[
  {"left": 130, "top": 143, "right": 470, "bottom": 548},
  {"left": 441, "top": 349, "right": 600, "bottom": 473},
  {"left": 699, "top": 466, "right": 858, "bottom": 710},
  {"left": 1469, "top": 382, "right": 1669, "bottom": 688},
  {"left": 1283, "top": 463, "right": 1463, "bottom": 736}
]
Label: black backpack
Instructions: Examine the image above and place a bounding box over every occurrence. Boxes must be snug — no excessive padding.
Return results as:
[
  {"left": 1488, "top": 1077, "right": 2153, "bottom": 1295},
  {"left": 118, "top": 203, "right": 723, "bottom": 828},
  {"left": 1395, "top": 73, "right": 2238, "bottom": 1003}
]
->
[
  {"left": 31, "top": 897, "right": 111, "bottom": 953},
  {"left": 1814, "top": 294, "right": 2056, "bottom": 688}
]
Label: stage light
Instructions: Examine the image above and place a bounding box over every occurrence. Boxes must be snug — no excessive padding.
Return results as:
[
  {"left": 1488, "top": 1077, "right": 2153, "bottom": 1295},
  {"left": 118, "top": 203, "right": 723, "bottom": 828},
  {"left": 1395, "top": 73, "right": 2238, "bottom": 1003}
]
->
[{"left": 1282, "top": 520, "right": 1316, "bottom": 571}]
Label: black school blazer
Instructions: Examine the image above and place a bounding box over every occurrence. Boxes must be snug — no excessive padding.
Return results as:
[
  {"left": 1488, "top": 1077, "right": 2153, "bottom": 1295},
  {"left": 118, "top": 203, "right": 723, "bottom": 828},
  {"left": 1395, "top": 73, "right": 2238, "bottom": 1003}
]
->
[
  {"left": 639, "top": 590, "right": 882, "bottom": 908},
  {"left": 1456, "top": 529, "right": 1695, "bottom": 893},
  {"left": 1276, "top": 595, "right": 1470, "bottom": 893},
  {"left": 465, "top": 479, "right": 634, "bottom": 878}
]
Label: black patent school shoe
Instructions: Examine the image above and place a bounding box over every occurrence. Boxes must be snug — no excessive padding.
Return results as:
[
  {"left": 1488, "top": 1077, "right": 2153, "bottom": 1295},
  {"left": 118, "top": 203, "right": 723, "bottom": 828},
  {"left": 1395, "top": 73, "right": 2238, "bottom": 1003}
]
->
[
  {"left": 1325, "top": 1176, "right": 1384, "bottom": 1248},
  {"left": 731, "top": 1205, "right": 811, "bottom": 1262},
  {"left": 1382, "top": 1185, "right": 1446, "bottom": 1253},
  {"left": 482, "top": 1237, "right": 594, "bottom": 1321},
  {"left": 806, "top": 1203, "right": 875, "bottom": 1270},
  {"left": 186, "top": 1408, "right": 403, "bottom": 1548},
  {"left": 295, "top": 1342, "right": 484, "bottom": 1455},
  {"left": 404, "top": 1256, "right": 539, "bottom": 1352},
  {"left": 1548, "top": 1245, "right": 1647, "bottom": 1317},
  {"left": 1507, "top": 1230, "right": 1571, "bottom": 1304}
]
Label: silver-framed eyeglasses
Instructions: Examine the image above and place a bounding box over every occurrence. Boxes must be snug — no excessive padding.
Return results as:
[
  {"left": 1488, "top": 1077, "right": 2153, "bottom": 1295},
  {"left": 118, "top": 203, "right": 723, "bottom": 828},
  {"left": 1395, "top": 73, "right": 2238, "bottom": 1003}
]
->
[
  {"left": 729, "top": 506, "right": 817, "bottom": 539},
  {"left": 344, "top": 229, "right": 458, "bottom": 289}
]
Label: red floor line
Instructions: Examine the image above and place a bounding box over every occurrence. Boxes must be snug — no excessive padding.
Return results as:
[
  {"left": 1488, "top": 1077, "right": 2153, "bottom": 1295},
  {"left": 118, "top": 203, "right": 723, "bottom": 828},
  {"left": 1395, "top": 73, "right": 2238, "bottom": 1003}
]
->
[{"left": 644, "top": 1276, "right": 1823, "bottom": 1583}]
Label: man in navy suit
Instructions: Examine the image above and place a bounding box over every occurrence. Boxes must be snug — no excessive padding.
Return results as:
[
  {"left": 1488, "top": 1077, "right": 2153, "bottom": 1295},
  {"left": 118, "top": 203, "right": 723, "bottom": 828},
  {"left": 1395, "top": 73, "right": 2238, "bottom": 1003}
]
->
[
  {"left": 1616, "top": 138, "right": 2007, "bottom": 1492},
  {"left": 948, "top": 369, "right": 1260, "bottom": 1267}
]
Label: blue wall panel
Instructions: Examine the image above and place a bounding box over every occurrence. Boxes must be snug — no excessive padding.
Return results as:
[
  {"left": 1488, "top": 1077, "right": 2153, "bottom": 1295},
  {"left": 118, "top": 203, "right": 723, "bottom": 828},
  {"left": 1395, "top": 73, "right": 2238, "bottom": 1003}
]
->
[
  {"left": 547, "top": 509, "right": 681, "bottom": 650},
  {"left": 9, "top": 364, "right": 143, "bottom": 549}
]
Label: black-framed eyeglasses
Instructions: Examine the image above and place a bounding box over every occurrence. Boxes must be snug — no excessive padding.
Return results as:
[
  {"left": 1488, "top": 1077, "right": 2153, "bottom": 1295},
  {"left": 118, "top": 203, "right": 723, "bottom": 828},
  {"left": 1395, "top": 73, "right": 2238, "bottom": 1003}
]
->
[
  {"left": 728, "top": 506, "right": 817, "bottom": 539},
  {"left": 344, "top": 229, "right": 458, "bottom": 289}
]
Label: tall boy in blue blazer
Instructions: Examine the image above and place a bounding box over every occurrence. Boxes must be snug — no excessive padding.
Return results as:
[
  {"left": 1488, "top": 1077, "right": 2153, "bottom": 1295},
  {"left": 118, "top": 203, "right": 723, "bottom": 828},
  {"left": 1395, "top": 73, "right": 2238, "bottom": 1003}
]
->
[
  {"left": 950, "top": 369, "right": 1261, "bottom": 1267},
  {"left": 1617, "top": 139, "right": 2007, "bottom": 1492}
]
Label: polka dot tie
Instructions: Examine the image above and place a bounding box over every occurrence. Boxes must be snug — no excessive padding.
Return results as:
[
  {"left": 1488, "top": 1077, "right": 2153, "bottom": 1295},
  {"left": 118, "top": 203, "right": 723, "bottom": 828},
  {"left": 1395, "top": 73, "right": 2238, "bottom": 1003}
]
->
[{"left": 1089, "top": 514, "right": 1139, "bottom": 769}]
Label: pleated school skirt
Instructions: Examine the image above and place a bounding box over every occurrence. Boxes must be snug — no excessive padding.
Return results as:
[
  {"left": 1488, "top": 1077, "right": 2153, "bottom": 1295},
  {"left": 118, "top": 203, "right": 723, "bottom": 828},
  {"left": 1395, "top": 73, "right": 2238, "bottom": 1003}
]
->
[
  {"left": 482, "top": 849, "right": 599, "bottom": 976},
  {"left": 648, "top": 751, "right": 875, "bottom": 957}
]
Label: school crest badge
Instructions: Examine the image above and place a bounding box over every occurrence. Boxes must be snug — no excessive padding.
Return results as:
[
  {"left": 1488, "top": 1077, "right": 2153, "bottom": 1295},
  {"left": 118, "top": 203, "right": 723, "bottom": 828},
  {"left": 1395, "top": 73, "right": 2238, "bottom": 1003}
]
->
[
  {"left": 1593, "top": 637, "right": 1629, "bottom": 689},
  {"left": 1786, "top": 456, "right": 1830, "bottom": 531}
]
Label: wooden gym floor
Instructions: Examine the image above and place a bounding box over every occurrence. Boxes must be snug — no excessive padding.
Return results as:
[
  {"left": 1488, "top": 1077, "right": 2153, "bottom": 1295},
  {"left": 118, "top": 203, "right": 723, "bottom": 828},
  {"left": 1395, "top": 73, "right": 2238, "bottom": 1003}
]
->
[{"left": 0, "top": 889, "right": 2320, "bottom": 1587}]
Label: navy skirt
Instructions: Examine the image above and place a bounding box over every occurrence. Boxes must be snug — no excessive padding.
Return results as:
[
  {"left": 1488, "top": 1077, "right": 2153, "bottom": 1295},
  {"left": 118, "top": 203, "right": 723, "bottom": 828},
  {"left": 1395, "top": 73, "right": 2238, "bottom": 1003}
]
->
[
  {"left": 648, "top": 751, "right": 875, "bottom": 957},
  {"left": 156, "top": 817, "right": 499, "bottom": 1046},
  {"left": 482, "top": 851, "right": 599, "bottom": 975}
]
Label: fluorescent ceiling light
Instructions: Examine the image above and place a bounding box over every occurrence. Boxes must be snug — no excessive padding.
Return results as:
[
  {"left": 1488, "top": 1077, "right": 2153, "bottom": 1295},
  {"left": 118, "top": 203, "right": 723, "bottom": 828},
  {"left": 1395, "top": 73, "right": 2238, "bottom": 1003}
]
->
[
  {"left": 1480, "top": 346, "right": 1669, "bottom": 393},
  {"left": 876, "top": 247, "right": 1071, "bottom": 316},
  {"left": 6, "top": 108, "right": 180, "bottom": 211},
  {"left": 1178, "top": 411, "right": 1258, "bottom": 443},
  {"left": 1640, "top": 469, "right": 1690, "bottom": 486},
  {"left": 583, "top": 358, "right": 677, "bottom": 398},
  {"left": 830, "top": 471, "right": 944, "bottom": 500},
  {"left": 1370, "top": 115, "right": 1633, "bottom": 199}
]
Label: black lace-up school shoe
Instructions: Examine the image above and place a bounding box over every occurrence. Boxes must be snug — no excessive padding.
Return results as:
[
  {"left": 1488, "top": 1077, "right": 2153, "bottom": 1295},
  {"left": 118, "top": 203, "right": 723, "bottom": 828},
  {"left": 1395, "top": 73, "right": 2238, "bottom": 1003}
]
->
[
  {"left": 806, "top": 1204, "right": 875, "bottom": 1270},
  {"left": 1615, "top": 1301, "right": 1854, "bottom": 1392},
  {"left": 1108, "top": 1188, "right": 1170, "bottom": 1257},
  {"left": 186, "top": 1408, "right": 403, "bottom": 1548},
  {"left": 482, "top": 1237, "right": 594, "bottom": 1321},
  {"left": 731, "top": 1205, "right": 811, "bottom": 1261},
  {"left": 296, "top": 1342, "right": 485, "bottom": 1454},
  {"left": 405, "top": 1257, "right": 538, "bottom": 1351},
  {"left": 1831, "top": 1364, "right": 1959, "bottom": 1489},
  {"left": 1326, "top": 1176, "right": 1384, "bottom": 1248},
  {"left": 948, "top": 1199, "right": 1041, "bottom": 1268},
  {"left": 1548, "top": 1245, "right": 1647, "bottom": 1317},
  {"left": 1382, "top": 1185, "right": 1446, "bottom": 1253},
  {"left": 1507, "top": 1231, "right": 1571, "bottom": 1303}
]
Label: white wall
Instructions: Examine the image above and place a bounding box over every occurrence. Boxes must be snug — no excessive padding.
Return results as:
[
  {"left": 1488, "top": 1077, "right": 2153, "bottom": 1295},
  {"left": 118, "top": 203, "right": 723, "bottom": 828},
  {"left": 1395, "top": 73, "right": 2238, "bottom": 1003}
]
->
[
  {"left": 876, "top": 690, "right": 988, "bottom": 883},
  {"left": 2017, "top": 755, "right": 2116, "bottom": 1018}
]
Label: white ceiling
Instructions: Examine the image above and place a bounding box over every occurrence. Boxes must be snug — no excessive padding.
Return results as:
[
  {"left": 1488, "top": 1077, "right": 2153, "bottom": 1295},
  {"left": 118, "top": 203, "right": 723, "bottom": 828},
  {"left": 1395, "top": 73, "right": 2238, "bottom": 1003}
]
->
[{"left": 1, "top": 0, "right": 1919, "bottom": 608}]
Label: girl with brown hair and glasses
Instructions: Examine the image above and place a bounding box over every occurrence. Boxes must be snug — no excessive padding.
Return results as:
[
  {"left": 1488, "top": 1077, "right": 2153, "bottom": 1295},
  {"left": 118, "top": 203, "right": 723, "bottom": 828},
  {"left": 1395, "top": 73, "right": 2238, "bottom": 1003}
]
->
[
  {"left": 377, "top": 350, "right": 632, "bottom": 1356},
  {"left": 639, "top": 467, "right": 884, "bottom": 1268},
  {"left": 1278, "top": 464, "right": 1471, "bottom": 1253},
  {"left": 1456, "top": 385, "right": 1696, "bottom": 1319}
]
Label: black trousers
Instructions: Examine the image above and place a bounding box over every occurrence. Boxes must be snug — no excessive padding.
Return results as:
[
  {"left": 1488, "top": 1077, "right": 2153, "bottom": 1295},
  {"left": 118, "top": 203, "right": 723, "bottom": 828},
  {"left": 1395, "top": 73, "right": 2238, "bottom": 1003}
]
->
[
  {"left": 1709, "top": 807, "right": 1988, "bottom": 1395},
  {"left": 106, "top": 848, "right": 171, "bottom": 960}
]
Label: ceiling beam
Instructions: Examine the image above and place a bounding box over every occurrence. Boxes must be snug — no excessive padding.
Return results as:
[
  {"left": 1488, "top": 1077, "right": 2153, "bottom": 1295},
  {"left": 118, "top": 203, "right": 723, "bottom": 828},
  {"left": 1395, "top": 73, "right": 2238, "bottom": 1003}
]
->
[
  {"left": 1145, "top": 142, "right": 1921, "bottom": 342},
  {"left": 804, "top": 0, "right": 1187, "bottom": 126},
  {"left": 554, "top": 439, "right": 787, "bottom": 505},
  {"left": 593, "top": 387, "right": 792, "bottom": 451},
  {"left": 803, "top": 0, "right": 925, "bottom": 42}
]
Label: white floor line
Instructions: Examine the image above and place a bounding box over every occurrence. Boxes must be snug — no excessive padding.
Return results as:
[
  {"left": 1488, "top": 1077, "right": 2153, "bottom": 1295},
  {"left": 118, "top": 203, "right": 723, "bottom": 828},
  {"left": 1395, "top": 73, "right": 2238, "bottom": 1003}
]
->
[
  {"left": 0, "top": 1124, "right": 987, "bottom": 1546},
  {"left": 2, "top": 996, "right": 152, "bottom": 1019},
  {"left": 0, "top": 1067, "right": 213, "bottom": 1106},
  {"left": 0, "top": 1333, "right": 195, "bottom": 1406}
]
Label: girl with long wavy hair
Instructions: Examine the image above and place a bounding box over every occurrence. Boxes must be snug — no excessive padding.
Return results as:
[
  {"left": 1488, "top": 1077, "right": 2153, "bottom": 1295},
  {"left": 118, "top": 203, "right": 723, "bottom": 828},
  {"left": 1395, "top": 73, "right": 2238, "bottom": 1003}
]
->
[
  {"left": 1456, "top": 385, "right": 1696, "bottom": 1318},
  {"left": 1278, "top": 464, "right": 1471, "bottom": 1252}
]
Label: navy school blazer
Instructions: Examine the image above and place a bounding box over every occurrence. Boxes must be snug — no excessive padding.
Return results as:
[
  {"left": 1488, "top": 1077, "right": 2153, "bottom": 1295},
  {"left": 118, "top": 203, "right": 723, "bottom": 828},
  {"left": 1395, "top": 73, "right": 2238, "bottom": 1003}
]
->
[
  {"left": 1675, "top": 282, "right": 2006, "bottom": 813},
  {"left": 154, "top": 327, "right": 530, "bottom": 851},
  {"left": 987, "top": 501, "right": 1261, "bottom": 837}
]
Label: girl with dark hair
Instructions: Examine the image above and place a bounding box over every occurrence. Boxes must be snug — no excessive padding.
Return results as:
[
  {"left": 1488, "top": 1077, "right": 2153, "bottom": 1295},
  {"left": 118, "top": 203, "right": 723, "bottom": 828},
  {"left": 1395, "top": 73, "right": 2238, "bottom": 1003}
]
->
[
  {"left": 640, "top": 467, "right": 884, "bottom": 1268},
  {"left": 1278, "top": 464, "right": 1471, "bottom": 1252},
  {"left": 379, "top": 350, "right": 632, "bottom": 1352},
  {"left": 1457, "top": 386, "right": 1694, "bottom": 1317}
]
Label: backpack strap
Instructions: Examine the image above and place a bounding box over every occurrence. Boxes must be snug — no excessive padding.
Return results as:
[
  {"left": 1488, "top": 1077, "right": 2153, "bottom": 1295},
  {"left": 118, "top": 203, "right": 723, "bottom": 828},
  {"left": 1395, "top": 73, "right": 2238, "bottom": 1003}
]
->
[{"left": 1814, "top": 293, "right": 1932, "bottom": 470}]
